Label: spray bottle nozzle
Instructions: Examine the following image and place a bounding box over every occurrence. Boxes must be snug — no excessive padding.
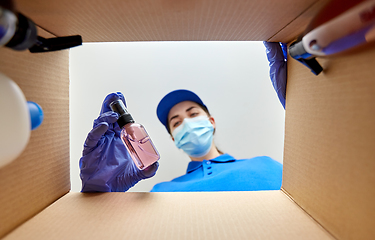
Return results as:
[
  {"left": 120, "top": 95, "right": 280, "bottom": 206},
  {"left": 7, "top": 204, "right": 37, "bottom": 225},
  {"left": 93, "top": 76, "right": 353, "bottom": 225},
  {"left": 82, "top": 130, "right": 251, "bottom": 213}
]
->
[
  {"left": 289, "top": 40, "right": 323, "bottom": 75},
  {"left": 109, "top": 99, "right": 135, "bottom": 128}
]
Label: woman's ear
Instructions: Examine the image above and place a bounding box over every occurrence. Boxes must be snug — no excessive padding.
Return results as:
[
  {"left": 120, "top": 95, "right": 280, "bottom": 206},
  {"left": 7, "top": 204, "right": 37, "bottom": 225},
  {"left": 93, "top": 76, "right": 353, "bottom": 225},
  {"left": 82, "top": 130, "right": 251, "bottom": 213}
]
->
[{"left": 209, "top": 116, "right": 216, "bottom": 129}]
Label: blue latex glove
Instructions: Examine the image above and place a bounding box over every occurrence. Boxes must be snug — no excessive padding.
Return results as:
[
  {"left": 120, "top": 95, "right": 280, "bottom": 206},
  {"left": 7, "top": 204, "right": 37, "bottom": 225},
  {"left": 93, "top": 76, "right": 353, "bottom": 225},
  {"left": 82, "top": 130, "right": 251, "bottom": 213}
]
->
[
  {"left": 79, "top": 92, "right": 159, "bottom": 192},
  {"left": 263, "top": 41, "right": 288, "bottom": 109}
]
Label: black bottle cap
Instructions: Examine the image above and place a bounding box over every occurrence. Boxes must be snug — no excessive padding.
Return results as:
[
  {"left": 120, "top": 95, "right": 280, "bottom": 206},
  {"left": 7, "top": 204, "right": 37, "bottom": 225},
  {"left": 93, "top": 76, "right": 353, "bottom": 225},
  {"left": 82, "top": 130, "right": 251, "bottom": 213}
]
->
[{"left": 109, "top": 99, "right": 135, "bottom": 128}]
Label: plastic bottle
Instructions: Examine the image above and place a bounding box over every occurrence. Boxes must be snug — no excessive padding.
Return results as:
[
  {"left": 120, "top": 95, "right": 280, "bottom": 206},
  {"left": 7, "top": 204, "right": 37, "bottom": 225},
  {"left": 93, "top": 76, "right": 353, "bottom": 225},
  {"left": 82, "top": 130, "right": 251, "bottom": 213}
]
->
[
  {"left": 0, "top": 6, "right": 17, "bottom": 47},
  {"left": 0, "top": 72, "right": 44, "bottom": 168},
  {"left": 110, "top": 99, "right": 160, "bottom": 170}
]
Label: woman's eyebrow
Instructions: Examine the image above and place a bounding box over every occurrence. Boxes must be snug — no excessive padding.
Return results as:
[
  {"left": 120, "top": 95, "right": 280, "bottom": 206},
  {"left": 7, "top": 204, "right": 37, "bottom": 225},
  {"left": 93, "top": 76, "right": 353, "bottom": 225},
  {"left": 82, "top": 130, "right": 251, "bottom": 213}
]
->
[
  {"left": 169, "top": 114, "right": 179, "bottom": 122},
  {"left": 186, "top": 106, "right": 197, "bottom": 112},
  {"left": 169, "top": 106, "right": 197, "bottom": 122}
]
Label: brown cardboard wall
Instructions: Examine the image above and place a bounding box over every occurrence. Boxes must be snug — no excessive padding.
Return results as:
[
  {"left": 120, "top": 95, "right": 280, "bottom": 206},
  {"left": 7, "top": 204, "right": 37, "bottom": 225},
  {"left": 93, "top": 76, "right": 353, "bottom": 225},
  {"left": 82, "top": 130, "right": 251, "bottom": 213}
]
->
[
  {"left": 4, "top": 191, "right": 334, "bottom": 240},
  {"left": 268, "top": 0, "right": 329, "bottom": 43},
  {"left": 16, "top": 0, "right": 321, "bottom": 42},
  {"left": 283, "top": 45, "right": 375, "bottom": 239},
  {"left": 0, "top": 29, "right": 70, "bottom": 237}
]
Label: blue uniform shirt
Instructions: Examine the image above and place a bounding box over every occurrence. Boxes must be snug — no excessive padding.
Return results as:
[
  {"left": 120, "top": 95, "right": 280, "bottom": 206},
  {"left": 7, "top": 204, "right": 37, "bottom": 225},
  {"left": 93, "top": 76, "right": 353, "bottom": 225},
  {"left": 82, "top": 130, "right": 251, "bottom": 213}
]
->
[{"left": 150, "top": 154, "right": 282, "bottom": 192}]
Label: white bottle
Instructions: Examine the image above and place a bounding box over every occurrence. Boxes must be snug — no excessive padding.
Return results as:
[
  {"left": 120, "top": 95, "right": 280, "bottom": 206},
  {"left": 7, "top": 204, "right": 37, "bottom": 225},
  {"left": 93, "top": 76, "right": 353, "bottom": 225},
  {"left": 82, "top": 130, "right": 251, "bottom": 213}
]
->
[{"left": 0, "top": 73, "right": 37, "bottom": 168}]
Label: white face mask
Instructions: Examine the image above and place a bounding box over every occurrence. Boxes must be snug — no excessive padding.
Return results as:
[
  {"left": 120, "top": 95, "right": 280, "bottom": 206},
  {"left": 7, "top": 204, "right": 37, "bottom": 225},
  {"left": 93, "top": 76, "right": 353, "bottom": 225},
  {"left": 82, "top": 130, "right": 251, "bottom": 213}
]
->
[{"left": 172, "top": 116, "right": 214, "bottom": 158}]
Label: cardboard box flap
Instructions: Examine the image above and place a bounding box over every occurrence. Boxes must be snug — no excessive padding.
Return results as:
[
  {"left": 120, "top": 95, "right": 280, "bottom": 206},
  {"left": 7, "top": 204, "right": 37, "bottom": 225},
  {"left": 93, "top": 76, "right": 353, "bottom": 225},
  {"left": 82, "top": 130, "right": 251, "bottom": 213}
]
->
[
  {"left": 269, "top": 0, "right": 330, "bottom": 42},
  {"left": 17, "top": 0, "right": 321, "bottom": 42},
  {"left": 3, "top": 191, "right": 334, "bottom": 240},
  {"left": 283, "top": 44, "right": 375, "bottom": 239},
  {"left": 0, "top": 27, "right": 70, "bottom": 238}
]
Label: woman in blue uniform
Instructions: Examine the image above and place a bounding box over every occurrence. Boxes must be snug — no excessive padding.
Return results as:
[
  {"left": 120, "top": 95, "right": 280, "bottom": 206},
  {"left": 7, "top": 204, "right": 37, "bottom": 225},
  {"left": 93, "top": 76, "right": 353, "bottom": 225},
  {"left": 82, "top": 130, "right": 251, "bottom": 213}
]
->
[
  {"left": 79, "top": 42, "right": 286, "bottom": 192},
  {"left": 150, "top": 89, "right": 282, "bottom": 192}
]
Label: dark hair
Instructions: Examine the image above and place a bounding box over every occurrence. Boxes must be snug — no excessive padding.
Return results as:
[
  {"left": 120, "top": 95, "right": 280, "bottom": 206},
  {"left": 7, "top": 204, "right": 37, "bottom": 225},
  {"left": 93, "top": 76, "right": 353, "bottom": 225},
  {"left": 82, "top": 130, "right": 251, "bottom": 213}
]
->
[{"left": 167, "top": 103, "right": 224, "bottom": 155}]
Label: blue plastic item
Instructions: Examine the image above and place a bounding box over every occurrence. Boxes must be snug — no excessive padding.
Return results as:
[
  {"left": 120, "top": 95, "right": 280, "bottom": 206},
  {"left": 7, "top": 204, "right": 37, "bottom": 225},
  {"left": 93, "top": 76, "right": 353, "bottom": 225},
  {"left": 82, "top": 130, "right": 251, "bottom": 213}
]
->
[
  {"left": 79, "top": 92, "right": 159, "bottom": 192},
  {"left": 157, "top": 89, "right": 208, "bottom": 130},
  {"left": 27, "top": 101, "right": 44, "bottom": 130},
  {"left": 288, "top": 1, "right": 375, "bottom": 75},
  {"left": 263, "top": 41, "right": 287, "bottom": 108}
]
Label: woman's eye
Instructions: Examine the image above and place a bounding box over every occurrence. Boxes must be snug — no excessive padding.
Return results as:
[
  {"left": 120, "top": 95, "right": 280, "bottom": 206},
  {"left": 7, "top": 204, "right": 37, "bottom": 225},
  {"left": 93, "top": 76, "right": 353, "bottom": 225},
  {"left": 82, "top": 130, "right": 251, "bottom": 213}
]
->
[
  {"left": 190, "top": 112, "right": 198, "bottom": 117},
  {"left": 173, "top": 121, "right": 181, "bottom": 127}
]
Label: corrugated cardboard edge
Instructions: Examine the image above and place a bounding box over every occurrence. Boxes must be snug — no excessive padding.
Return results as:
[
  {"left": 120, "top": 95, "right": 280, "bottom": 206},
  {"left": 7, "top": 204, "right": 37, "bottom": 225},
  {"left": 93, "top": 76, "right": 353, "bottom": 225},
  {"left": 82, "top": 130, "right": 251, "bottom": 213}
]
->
[
  {"left": 280, "top": 188, "right": 337, "bottom": 240},
  {"left": 35, "top": 24, "right": 58, "bottom": 38},
  {"left": 1, "top": 192, "right": 71, "bottom": 239},
  {"left": 268, "top": 0, "right": 330, "bottom": 42},
  {"left": 283, "top": 42, "right": 375, "bottom": 239},
  {"left": 17, "top": 0, "right": 320, "bottom": 42},
  {"left": 3, "top": 191, "right": 335, "bottom": 240},
  {"left": 0, "top": 26, "right": 70, "bottom": 238}
]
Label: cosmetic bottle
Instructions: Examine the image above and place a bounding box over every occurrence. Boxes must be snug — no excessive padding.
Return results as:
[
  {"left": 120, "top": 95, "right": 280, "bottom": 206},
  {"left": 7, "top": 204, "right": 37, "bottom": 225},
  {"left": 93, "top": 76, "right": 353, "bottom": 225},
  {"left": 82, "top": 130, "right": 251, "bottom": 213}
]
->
[
  {"left": 110, "top": 99, "right": 160, "bottom": 170},
  {"left": 0, "top": 72, "right": 44, "bottom": 168}
]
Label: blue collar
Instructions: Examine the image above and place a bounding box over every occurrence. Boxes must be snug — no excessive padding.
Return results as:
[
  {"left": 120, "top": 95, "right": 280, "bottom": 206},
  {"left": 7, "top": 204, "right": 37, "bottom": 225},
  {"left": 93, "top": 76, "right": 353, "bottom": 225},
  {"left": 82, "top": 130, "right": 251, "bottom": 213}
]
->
[{"left": 186, "top": 154, "right": 236, "bottom": 173}]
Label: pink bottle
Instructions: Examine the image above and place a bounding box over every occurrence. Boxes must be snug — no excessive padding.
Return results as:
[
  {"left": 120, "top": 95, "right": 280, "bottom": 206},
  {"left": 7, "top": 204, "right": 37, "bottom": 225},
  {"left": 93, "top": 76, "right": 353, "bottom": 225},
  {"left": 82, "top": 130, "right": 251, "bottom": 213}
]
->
[{"left": 110, "top": 99, "right": 160, "bottom": 170}]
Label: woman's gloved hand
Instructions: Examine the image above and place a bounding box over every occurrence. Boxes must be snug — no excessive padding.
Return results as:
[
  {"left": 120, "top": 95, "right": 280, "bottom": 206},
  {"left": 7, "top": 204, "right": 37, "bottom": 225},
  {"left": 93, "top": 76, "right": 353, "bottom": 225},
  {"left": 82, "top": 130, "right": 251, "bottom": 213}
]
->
[
  {"left": 79, "top": 92, "right": 159, "bottom": 192},
  {"left": 263, "top": 41, "right": 288, "bottom": 109}
]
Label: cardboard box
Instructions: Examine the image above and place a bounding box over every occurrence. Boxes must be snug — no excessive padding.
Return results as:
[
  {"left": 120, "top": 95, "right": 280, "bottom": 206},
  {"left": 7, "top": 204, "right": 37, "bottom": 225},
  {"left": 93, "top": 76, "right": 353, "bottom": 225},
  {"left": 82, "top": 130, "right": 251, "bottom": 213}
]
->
[{"left": 0, "top": 0, "right": 374, "bottom": 239}]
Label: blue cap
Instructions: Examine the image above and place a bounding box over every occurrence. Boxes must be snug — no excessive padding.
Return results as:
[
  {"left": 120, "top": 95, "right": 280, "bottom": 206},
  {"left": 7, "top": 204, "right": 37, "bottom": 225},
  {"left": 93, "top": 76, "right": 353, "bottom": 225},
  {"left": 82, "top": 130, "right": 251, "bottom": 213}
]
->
[
  {"left": 157, "top": 89, "right": 207, "bottom": 129},
  {"left": 27, "top": 101, "right": 44, "bottom": 130}
]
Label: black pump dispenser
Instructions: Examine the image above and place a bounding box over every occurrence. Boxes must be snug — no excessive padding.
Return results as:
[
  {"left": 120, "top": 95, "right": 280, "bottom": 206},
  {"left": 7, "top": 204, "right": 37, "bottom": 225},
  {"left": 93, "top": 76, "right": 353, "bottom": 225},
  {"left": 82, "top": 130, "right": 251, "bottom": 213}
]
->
[{"left": 110, "top": 99, "right": 135, "bottom": 128}]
